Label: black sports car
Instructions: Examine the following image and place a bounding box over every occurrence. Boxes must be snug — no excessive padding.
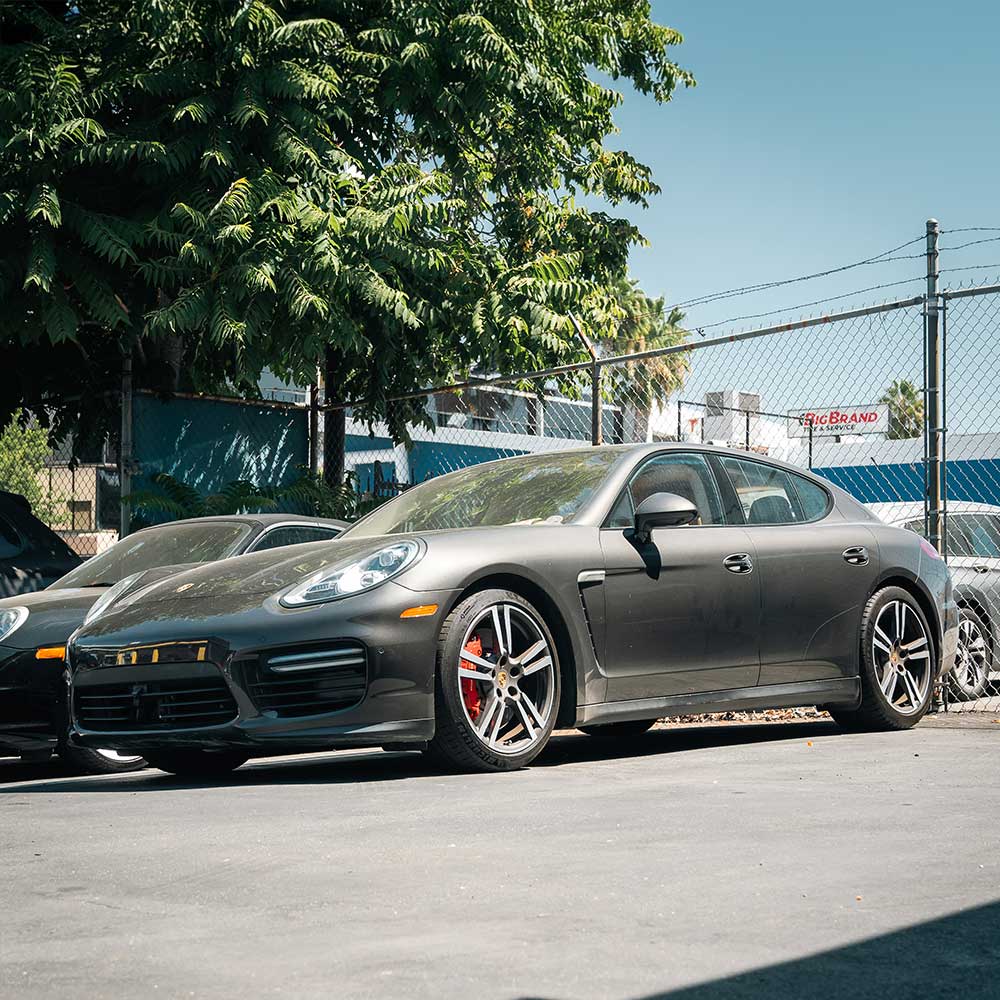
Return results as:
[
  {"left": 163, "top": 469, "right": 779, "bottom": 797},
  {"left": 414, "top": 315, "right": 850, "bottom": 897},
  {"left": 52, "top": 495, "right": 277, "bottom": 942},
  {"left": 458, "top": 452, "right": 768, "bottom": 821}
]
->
[
  {"left": 67, "top": 445, "right": 959, "bottom": 775},
  {"left": 0, "top": 513, "right": 345, "bottom": 773},
  {"left": 0, "top": 490, "right": 82, "bottom": 597}
]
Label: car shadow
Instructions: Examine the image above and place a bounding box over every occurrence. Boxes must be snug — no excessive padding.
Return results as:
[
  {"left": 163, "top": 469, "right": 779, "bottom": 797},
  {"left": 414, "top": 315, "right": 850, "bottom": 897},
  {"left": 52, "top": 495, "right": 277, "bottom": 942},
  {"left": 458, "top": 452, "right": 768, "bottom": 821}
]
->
[
  {"left": 0, "top": 720, "right": 844, "bottom": 794},
  {"left": 513, "top": 899, "right": 1000, "bottom": 1000}
]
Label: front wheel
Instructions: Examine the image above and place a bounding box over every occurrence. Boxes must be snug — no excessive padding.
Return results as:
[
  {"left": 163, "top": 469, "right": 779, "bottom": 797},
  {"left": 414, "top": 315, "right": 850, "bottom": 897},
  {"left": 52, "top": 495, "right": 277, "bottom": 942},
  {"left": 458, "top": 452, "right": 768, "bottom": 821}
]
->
[
  {"left": 59, "top": 745, "right": 147, "bottom": 775},
  {"left": 948, "top": 607, "right": 991, "bottom": 702},
  {"left": 427, "top": 589, "right": 560, "bottom": 772},
  {"left": 830, "top": 587, "right": 935, "bottom": 732},
  {"left": 144, "top": 749, "right": 249, "bottom": 778}
]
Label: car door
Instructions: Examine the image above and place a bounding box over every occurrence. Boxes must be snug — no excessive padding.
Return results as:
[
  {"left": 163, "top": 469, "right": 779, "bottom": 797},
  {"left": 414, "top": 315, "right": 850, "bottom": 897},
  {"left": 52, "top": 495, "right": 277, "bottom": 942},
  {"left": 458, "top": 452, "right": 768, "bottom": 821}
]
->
[
  {"left": 599, "top": 451, "right": 761, "bottom": 701},
  {"left": 715, "top": 453, "right": 879, "bottom": 686}
]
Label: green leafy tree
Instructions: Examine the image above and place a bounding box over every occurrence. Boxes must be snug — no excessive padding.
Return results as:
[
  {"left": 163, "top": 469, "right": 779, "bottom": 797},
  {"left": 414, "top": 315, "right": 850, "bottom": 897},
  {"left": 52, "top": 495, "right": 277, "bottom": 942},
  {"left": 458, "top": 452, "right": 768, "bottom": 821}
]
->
[
  {"left": 880, "top": 378, "right": 924, "bottom": 440},
  {"left": 0, "top": 1, "right": 692, "bottom": 476},
  {"left": 0, "top": 412, "right": 65, "bottom": 522}
]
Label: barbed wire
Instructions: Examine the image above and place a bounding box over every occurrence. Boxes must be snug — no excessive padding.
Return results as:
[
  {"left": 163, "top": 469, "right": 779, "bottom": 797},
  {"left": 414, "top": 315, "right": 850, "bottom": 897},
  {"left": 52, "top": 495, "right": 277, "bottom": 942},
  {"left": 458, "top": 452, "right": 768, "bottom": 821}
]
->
[{"left": 938, "top": 236, "right": 1000, "bottom": 252}]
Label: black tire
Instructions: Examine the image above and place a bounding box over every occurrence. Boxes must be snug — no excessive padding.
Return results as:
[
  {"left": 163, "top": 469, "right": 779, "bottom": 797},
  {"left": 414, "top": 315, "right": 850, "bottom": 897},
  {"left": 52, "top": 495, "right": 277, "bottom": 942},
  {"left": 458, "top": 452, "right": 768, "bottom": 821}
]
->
[
  {"left": 830, "top": 586, "right": 935, "bottom": 732},
  {"left": 144, "top": 749, "right": 249, "bottom": 777},
  {"left": 579, "top": 719, "right": 657, "bottom": 740},
  {"left": 59, "top": 744, "right": 147, "bottom": 775},
  {"left": 947, "top": 606, "right": 991, "bottom": 702},
  {"left": 426, "top": 589, "right": 561, "bottom": 772}
]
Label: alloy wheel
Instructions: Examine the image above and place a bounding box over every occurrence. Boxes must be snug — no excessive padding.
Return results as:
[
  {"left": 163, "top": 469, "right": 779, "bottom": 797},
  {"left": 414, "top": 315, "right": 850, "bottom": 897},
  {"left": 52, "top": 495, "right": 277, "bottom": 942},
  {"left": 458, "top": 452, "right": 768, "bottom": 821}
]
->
[
  {"left": 457, "top": 602, "right": 556, "bottom": 756},
  {"left": 952, "top": 614, "right": 989, "bottom": 697},
  {"left": 871, "top": 599, "right": 932, "bottom": 715}
]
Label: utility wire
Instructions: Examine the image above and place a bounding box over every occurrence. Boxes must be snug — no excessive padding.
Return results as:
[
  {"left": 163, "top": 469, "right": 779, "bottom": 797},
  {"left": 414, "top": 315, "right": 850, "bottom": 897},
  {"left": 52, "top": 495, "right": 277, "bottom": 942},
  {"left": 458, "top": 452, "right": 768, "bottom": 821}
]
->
[
  {"left": 690, "top": 276, "right": 926, "bottom": 335},
  {"left": 671, "top": 234, "right": 926, "bottom": 311}
]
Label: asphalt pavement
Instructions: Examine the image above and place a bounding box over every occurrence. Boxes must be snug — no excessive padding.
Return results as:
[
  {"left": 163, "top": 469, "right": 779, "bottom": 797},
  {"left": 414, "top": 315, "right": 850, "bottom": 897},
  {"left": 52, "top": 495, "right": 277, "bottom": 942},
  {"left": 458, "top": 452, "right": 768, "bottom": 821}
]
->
[{"left": 2, "top": 720, "right": 999, "bottom": 999}]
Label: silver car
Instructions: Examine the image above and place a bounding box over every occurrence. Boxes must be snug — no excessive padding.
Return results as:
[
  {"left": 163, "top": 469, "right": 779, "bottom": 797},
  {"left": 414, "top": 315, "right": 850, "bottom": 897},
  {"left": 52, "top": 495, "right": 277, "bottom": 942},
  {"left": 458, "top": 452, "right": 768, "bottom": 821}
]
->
[{"left": 869, "top": 501, "right": 999, "bottom": 701}]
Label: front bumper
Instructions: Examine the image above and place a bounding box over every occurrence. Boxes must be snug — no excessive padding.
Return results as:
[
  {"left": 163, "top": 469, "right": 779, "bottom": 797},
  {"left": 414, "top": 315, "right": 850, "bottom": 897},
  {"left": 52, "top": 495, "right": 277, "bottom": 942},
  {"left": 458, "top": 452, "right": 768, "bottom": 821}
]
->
[
  {"left": 68, "top": 581, "right": 453, "bottom": 755},
  {"left": 939, "top": 598, "right": 960, "bottom": 679},
  {"left": 0, "top": 645, "right": 65, "bottom": 754}
]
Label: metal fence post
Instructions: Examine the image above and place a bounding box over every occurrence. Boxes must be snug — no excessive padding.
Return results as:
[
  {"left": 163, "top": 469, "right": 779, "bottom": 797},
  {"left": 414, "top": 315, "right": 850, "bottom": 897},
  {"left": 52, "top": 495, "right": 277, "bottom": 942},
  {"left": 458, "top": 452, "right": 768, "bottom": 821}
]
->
[
  {"left": 568, "top": 312, "right": 601, "bottom": 445},
  {"left": 591, "top": 361, "right": 603, "bottom": 445},
  {"left": 119, "top": 350, "right": 133, "bottom": 538},
  {"left": 925, "top": 219, "right": 943, "bottom": 551},
  {"left": 308, "top": 380, "right": 319, "bottom": 476}
]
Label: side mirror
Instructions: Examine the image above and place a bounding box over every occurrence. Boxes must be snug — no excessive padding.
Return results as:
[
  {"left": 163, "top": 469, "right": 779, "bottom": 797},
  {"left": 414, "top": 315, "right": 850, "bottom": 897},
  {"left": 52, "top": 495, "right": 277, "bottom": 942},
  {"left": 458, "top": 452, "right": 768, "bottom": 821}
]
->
[{"left": 634, "top": 492, "right": 699, "bottom": 541}]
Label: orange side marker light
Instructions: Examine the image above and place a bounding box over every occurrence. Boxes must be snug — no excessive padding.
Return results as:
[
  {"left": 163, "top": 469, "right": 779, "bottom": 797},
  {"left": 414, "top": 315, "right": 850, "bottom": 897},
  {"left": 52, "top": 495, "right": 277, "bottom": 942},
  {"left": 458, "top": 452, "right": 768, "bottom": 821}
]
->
[
  {"left": 35, "top": 646, "right": 66, "bottom": 660},
  {"left": 400, "top": 604, "right": 439, "bottom": 619}
]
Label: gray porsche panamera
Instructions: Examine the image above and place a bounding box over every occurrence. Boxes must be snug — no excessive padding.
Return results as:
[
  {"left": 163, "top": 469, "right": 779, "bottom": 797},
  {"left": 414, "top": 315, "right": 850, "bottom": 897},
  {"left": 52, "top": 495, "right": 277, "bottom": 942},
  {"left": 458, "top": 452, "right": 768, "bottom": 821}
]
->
[{"left": 67, "top": 444, "right": 959, "bottom": 775}]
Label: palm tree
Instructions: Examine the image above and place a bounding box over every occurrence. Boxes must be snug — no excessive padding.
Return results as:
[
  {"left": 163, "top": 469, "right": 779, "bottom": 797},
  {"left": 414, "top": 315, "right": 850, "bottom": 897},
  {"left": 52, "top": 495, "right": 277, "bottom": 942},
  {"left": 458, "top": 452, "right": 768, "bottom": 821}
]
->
[
  {"left": 592, "top": 279, "right": 689, "bottom": 442},
  {"left": 880, "top": 378, "right": 924, "bottom": 440}
]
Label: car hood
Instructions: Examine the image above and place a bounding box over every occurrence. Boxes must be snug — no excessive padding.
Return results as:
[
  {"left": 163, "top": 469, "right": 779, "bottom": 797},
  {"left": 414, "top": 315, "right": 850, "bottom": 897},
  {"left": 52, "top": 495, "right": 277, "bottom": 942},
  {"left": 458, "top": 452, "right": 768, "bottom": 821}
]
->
[
  {"left": 0, "top": 587, "right": 103, "bottom": 649},
  {"left": 110, "top": 536, "right": 391, "bottom": 608}
]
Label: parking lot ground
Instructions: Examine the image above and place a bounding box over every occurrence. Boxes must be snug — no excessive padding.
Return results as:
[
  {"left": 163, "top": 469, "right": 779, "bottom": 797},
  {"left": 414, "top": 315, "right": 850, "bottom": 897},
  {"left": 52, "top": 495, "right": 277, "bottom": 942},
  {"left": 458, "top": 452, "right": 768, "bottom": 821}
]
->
[{"left": 2, "top": 720, "right": 999, "bottom": 999}]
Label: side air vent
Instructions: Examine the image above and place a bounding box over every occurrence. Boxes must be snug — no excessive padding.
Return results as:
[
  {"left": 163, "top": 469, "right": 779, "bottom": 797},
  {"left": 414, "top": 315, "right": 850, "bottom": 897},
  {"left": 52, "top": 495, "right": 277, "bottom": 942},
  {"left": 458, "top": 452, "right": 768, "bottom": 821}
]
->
[{"left": 244, "top": 643, "right": 367, "bottom": 718}]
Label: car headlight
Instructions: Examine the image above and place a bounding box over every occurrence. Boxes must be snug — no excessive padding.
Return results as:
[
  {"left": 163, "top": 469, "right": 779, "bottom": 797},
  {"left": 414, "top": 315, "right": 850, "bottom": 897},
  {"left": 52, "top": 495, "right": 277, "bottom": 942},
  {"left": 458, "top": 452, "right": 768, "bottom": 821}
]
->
[
  {"left": 84, "top": 572, "right": 144, "bottom": 626},
  {"left": 0, "top": 607, "right": 29, "bottom": 643},
  {"left": 280, "top": 541, "right": 421, "bottom": 607}
]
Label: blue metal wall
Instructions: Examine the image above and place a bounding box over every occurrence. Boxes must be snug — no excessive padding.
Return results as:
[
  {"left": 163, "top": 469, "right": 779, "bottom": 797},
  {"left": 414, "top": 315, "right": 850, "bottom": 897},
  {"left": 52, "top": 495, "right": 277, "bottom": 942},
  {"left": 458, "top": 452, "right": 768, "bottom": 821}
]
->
[
  {"left": 133, "top": 394, "right": 309, "bottom": 496},
  {"left": 815, "top": 459, "right": 1000, "bottom": 506}
]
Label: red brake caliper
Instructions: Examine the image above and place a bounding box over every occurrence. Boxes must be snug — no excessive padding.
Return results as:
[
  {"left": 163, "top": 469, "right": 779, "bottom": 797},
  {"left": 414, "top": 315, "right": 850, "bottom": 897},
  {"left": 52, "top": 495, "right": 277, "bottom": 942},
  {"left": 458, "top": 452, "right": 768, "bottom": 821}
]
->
[{"left": 461, "top": 635, "right": 484, "bottom": 720}]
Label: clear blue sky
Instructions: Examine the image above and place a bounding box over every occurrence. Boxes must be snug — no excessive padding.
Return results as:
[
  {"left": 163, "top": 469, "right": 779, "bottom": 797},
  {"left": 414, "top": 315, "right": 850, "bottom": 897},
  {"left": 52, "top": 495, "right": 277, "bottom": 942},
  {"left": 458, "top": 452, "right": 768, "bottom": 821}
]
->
[{"left": 609, "top": 1, "right": 1000, "bottom": 331}]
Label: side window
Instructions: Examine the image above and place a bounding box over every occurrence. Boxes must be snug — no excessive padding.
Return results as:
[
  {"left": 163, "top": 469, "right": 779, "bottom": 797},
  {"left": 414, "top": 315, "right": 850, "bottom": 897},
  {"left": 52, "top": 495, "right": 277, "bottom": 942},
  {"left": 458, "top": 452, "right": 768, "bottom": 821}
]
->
[
  {"left": 251, "top": 526, "right": 341, "bottom": 552},
  {"left": 719, "top": 456, "right": 803, "bottom": 525},
  {"left": 606, "top": 489, "right": 634, "bottom": 530},
  {"left": 621, "top": 452, "right": 725, "bottom": 526},
  {"left": 790, "top": 474, "right": 831, "bottom": 521},
  {"left": 0, "top": 514, "right": 24, "bottom": 559}
]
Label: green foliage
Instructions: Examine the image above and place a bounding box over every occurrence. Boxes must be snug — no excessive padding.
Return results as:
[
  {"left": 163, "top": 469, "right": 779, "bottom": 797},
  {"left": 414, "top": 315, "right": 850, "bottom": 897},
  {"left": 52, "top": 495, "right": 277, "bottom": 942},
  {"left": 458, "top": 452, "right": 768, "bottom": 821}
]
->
[
  {"left": 0, "top": 412, "right": 66, "bottom": 523},
  {"left": 128, "top": 467, "right": 370, "bottom": 524},
  {"left": 880, "top": 378, "right": 924, "bottom": 440},
  {"left": 0, "top": 1, "right": 692, "bottom": 449}
]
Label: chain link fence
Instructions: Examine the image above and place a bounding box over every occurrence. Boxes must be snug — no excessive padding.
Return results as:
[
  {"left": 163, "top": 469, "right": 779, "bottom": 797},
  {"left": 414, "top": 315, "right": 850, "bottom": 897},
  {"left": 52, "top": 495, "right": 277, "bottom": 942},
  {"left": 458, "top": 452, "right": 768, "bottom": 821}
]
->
[
  {"left": 4, "top": 228, "right": 999, "bottom": 715},
  {"left": 938, "top": 285, "right": 1000, "bottom": 713}
]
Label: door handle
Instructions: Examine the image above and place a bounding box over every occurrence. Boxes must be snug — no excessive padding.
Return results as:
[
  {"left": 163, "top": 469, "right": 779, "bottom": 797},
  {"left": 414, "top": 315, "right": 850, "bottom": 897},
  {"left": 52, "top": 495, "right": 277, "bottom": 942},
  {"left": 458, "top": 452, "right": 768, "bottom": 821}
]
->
[
  {"left": 972, "top": 564, "right": 990, "bottom": 574},
  {"left": 723, "top": 553, "right": 754, "bottom": 575},
  {"left": 843, "top": 546, "right": 869, "bottom": 566}
]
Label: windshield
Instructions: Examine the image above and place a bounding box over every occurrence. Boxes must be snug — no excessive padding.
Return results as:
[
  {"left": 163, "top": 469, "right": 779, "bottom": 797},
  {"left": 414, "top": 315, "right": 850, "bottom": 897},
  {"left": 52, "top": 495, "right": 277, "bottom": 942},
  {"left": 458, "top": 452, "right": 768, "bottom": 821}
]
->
[
  {"left": 346, "top": 450, "right": 622, "bottom": 537},
  {"left": 50, "top": 520, "right": 254, "bottom": 589}
]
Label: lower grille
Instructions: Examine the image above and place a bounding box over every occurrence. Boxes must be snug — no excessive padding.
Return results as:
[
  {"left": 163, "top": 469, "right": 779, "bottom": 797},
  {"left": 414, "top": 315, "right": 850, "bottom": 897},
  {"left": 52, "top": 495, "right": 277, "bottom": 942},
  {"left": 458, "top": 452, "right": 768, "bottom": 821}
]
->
[
  {"left": 245, "top": 643, "right": 367, "bottom": 718},
  {"left": 74, "top": 676, "right": 238, "bottom": 731}
]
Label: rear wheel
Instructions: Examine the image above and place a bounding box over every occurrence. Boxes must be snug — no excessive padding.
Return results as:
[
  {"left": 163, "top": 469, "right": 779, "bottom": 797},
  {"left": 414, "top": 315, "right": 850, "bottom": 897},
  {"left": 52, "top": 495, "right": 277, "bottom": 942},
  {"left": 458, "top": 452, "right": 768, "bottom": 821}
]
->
[
  {"left": 579, "top": 719, "right": 657, "bottom": 740},
  {"left": 427, "top": 589, "right": 560, "bottom": 772},
  {"left": 59, "top": 745, "right": 146, "bottom": 775},
  {"left": 144, "top": 749, "right": 249, "bottom": 777},
  {"left": 830, "top": 587, "right": 934, "bottom": 732},
  {"left": 948, "top": 607, "right": 991, "bottom": 702}
]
